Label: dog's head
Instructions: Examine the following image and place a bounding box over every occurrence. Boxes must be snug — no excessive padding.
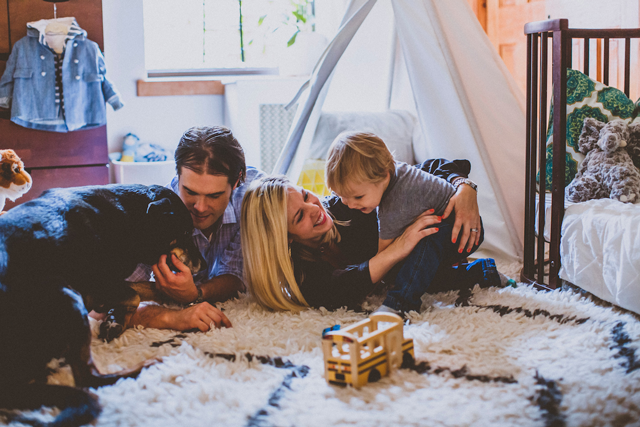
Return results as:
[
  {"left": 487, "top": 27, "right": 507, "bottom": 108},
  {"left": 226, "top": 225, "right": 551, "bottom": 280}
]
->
[{"left": 145, "top": 187, "right": 206, "bottom": 274}]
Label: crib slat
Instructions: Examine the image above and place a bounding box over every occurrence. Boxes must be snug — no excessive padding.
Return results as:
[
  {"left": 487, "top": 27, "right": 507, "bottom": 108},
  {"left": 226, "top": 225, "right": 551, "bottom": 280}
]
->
[
  {"left": 549, "top": 29, "right": 568, "bottom": 289},
  {"left": 524, "top": 34, "right": 535, "bottom": 279},
  {"left": 537, "top": 33, "right": 549, "bottom": 283},
  {"left": 625, "top": 37, "right": 631, "bottom": 97},
  {"left": 583, "top": 38, "right": 590, "bottom": 75},
  {"left": 526, "top": 34, "right": 540, "bottom": 281},
  {"left": 603, "top": 37, "right": 610, "bottom": 85},
  {"left": 531, "top": 34, "right": 540, "bottom": 282}
]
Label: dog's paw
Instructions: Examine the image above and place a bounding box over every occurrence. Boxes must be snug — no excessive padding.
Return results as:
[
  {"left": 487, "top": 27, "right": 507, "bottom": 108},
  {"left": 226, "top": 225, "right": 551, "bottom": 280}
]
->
[{"left": 99, "top": 310, "right": 125, "bottom": 342}]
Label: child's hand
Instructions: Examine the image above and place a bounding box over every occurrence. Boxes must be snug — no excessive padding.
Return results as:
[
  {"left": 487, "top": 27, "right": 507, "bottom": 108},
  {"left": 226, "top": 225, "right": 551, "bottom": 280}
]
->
[{"left": 443, "top": 184, "right": 481, "bottom": 253}]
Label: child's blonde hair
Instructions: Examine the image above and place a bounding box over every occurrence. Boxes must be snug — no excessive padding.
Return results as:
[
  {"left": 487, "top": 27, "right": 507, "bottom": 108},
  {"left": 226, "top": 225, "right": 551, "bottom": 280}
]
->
[{"left": 325, "top": 131, "right": 395, "bottom": 195}]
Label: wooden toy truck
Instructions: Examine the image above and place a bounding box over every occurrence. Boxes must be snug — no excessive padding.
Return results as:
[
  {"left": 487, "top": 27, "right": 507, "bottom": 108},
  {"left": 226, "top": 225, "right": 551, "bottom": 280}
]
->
[{"left": 321, "top": 313, "right": 414, "bottom": 388}]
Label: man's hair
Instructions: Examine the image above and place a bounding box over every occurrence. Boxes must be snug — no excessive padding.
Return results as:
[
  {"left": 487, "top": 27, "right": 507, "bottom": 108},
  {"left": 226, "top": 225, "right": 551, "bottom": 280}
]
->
[
  {"left": 325, "top": 131, "right": 395, "bottom": 195},
  {"left": 174, "top": 126, "right": 246, "bottom": 186}
]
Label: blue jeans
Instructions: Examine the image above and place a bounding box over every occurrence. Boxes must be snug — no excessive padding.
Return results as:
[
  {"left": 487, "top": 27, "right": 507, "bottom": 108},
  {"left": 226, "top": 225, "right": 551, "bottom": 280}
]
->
[{"left": 383, "top": 216, "right": 493, "bottom": 312}]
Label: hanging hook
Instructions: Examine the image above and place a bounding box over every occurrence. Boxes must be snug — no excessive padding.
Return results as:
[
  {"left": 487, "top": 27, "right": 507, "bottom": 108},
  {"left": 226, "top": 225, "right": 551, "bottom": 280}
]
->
[{"left": 42, "top": 0, "right": 70, "bottom": 20}]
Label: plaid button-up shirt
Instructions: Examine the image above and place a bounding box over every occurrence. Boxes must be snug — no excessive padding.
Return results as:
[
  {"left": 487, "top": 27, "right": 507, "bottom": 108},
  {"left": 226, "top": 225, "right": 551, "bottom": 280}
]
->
[{"left": 126, "top": 167, "right": 264, "bottom": 285}]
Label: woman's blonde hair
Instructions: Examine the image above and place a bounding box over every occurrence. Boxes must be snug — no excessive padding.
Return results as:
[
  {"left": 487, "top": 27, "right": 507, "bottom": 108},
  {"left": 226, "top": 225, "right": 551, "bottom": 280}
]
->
[
  {"left": 325, "top": 131, "right": 395, "bottom": 195},
  {"left": 241, "top": 175, "right": 341, "bottom": 312}
]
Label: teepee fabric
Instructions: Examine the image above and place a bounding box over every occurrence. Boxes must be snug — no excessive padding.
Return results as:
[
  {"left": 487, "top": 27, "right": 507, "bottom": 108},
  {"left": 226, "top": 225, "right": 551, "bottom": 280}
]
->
[{"left": 275, "top": 0, "right": 525, "bottom": 265}]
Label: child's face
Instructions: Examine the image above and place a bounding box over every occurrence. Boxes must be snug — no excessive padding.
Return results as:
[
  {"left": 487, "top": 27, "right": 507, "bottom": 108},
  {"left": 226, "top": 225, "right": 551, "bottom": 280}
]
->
[{"left": 335, "top": 177, "right": 388, "bottom": 214}]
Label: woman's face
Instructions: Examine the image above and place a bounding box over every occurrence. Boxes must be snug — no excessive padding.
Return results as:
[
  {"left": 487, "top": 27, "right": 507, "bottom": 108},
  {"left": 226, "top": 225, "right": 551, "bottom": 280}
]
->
[{"left": 286, "top": 186, "right": 334, "bottom": 246}]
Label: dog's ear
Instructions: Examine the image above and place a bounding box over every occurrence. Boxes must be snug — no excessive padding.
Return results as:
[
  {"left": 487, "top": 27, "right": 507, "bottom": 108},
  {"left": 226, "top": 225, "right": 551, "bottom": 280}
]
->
[{"left": 146, "top": 198, "right": 174, "bottom": 216}]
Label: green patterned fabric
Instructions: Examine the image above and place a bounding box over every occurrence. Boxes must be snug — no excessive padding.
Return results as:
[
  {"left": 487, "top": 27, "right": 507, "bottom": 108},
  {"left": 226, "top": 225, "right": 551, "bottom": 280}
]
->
[{"left": 539, "top": 69, "right": 638, "bottom": 192}]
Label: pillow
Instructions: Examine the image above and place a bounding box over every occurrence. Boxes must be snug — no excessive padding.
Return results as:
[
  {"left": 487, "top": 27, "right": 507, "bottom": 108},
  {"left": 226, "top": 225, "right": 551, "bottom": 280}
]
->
[
  {"left": 540, "top": 68, "right": 639, "bottom": 191},
  {"left": 297, "top": 159, "right": 331, "bottom": 196},
  {"left": 308, "top": 110, "right": 416, "bottom": 164}
]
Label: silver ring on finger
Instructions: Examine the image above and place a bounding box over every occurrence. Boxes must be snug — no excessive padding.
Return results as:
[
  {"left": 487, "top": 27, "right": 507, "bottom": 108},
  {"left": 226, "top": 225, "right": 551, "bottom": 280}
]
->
[{"left": 470, "top": 228, "right": 479, "bottom": 232}]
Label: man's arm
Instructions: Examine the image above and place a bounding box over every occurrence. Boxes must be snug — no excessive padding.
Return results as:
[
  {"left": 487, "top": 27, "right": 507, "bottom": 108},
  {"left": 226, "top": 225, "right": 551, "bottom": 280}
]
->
[
  {"left": 199, "top": 274, "right": 244, "bottom": 303},
  {"left": 130, "top": 302, "right": 231, "bottom": 331}
]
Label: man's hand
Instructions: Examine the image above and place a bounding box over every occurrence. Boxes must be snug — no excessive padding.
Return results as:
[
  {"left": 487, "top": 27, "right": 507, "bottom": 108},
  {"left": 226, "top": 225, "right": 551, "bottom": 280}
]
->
[
  {"left": 442, "top": 184, "right": 481, "bottom": 253},
  {"left": 168, "top": 302, "right": 232, "bottom": 331},
  {"left": 131, "top": 302, "right": 232, "bottom": 331},
  {"left": 152, "top": 254, "right": 199, "bottom": 304}
]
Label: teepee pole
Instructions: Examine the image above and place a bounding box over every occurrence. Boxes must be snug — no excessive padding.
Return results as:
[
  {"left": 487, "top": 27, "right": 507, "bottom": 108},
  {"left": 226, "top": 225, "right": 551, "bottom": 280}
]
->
[{"left": 274, "top": 0, "right": 378, "bottom": 176}]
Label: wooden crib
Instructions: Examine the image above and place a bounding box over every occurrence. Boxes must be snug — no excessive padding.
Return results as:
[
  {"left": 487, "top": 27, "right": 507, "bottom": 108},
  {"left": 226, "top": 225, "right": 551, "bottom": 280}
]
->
[{"left": 522, "top": 19, "right": 640, "bottom": 289}]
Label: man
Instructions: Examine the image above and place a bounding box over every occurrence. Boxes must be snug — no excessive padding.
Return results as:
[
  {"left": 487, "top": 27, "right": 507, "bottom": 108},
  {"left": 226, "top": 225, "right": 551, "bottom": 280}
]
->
[{"left": 127, "top": 126, "right": 264, "bottom": 332}]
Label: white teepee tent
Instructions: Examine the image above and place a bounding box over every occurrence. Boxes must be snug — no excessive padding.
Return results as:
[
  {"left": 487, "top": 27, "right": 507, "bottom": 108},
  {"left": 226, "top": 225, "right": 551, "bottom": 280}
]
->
[{"left": 274, "top": 0, "right": 526, "bottom": 265}]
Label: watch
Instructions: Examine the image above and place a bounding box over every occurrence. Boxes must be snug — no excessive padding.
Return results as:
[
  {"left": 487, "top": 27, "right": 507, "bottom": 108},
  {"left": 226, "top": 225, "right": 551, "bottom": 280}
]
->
[
  {"left": 188, "top": 286, "right": 204, "bottom": 306},
  {"left": 453, "top": 178, "right": 478, "bottom": 192}
]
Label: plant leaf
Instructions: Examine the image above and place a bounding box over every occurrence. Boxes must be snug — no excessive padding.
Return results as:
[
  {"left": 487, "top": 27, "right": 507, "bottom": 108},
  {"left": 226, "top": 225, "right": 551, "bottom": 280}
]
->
[
  {"left": 292, "top": 11, "right": 306, "bottom": 23},
  {"left": 287, "top": 30, "right": 299, "bottom": 47},
  {"left": 258, "top": 15, "right": 266, "bottom": 26}
]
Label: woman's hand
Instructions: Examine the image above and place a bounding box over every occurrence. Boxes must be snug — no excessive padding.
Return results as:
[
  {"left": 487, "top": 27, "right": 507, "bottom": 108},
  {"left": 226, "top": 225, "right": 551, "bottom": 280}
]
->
[
  {"left": 152, "top": 254, "right": 199, "bottom": 304},
  {"left": 368, "top": 209, "right": 440, "bottom": 283},
  {"left": 442, "top": 184, "right": 481, "bottom": 253},
  {"left": 391, "top": 209, "right": 441, "bottom": 258}
]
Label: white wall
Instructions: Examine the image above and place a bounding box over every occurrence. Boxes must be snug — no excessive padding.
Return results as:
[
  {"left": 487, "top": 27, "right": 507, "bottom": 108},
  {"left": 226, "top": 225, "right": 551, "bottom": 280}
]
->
[
  {"left": 546, "top": 0, "right": 639, "bottom": 28},
  {"left": 102, "top": 0, "right": 225, "bottom": 181}
]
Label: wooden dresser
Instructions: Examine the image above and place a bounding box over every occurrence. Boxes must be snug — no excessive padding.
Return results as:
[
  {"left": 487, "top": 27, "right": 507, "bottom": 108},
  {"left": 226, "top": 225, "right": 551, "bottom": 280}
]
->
[{"left": 0, "top": 0, "right": 109, "bottom": 209}]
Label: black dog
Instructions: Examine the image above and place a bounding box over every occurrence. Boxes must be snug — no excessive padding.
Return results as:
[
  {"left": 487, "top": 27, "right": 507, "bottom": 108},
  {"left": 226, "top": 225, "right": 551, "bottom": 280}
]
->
[{"left": 0, "top": 184, "right": 206, "bottom": 426}]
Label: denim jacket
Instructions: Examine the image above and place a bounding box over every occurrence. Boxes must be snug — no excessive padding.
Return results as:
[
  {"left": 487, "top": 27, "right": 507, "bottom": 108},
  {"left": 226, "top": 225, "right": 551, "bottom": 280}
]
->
[{"left": 0, "top": 21, "right": 123, "bottom": 132}]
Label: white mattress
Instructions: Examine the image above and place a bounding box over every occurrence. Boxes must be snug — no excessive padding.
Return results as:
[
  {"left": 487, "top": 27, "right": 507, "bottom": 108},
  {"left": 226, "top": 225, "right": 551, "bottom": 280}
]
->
[
  {"left": 559, "top": 198, "right": 640, "bottom": 314},
  {"left": 535, "top": 193, "right": 576, "bottom": 242}
]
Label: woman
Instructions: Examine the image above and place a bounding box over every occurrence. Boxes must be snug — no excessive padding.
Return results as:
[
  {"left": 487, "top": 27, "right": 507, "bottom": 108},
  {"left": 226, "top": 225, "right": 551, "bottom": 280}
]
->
[{"left": 241, "top": 159, "right": 496, "bottom": 312}]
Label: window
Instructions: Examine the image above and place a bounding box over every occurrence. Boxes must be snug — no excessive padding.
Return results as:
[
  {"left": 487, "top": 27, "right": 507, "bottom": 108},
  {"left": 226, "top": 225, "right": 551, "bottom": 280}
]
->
[{"left": 142, "top": 0, "right": 346, "bottom": 77}]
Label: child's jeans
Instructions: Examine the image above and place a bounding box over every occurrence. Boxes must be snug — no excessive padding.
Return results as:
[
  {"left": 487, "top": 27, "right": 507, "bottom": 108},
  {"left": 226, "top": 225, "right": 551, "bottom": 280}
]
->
[{"left": 382, "top": 216, "right": 492, "bottom": 312}]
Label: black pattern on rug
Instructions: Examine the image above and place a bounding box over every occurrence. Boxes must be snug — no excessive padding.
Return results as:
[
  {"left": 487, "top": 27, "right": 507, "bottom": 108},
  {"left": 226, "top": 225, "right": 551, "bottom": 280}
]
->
[
  {"left": 454, "top": 289, "right": 589, "bottom": 325},
  {"left": 463, "top": 303, "right": 590, "bottom": 325},
  {"left": 611, "top": 321, "right": 640, "bottom": 373},
  {"left": 401, "top": 357, "right": 517, "bottom": 384},
  {"left": 150, "top": 334, "right": 188, "bottom": 348},
  {"left": 245, "top": 363, "right": 310, "bottom": 427},
  {"left": 150, "top": 334, "right": 311, "bottom": 427},
  {"left": 531, "top": 372, "right": 566, "bottom": 427}
]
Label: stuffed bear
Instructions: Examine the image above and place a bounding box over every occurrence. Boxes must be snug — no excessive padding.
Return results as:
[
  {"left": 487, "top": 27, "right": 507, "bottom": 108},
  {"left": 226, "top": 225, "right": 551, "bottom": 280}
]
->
[
  {"left": 565, "top": 118, "right": 640, "bottom": 203},
  {"left": 0, "top": 149, "right": 32, "bottom": 212}
]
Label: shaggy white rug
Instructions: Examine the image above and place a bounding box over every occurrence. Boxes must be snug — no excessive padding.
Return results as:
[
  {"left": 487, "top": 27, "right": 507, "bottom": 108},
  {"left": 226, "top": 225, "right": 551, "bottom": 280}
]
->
[{"left": 6, "top": 283, "right": 640, "bottom": 427}]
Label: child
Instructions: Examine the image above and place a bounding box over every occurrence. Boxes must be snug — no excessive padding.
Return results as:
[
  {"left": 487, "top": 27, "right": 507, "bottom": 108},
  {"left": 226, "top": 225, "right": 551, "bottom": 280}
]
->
[{"left": 325, "top": 131, "right": 503, "bottom": 313}]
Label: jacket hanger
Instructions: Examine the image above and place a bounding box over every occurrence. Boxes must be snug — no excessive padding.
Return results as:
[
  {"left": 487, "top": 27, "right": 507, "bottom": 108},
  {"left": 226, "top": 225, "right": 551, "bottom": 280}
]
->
[
  {"left": 41, "top": 0, "right": 72, "bottom": 53},
  {"left": 42, "top": 0, "right": 69, "bottom": 20}
]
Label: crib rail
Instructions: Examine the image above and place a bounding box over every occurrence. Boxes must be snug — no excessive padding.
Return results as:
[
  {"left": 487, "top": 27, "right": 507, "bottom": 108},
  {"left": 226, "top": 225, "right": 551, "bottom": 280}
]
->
[{"left": 522, "top": 19, "right": 640, "bottom": 289}]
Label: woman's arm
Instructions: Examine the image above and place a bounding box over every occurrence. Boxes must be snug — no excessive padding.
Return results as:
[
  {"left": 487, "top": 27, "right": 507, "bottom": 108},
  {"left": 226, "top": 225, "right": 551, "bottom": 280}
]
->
[
  {"left": 370, "top": 210, "right": 440, "bottom": 282},
  {"left": 298, "top": 210, "right": 441, "bottom": 310},
  {"left": 418, "top": 158, "right": 470, "bottom": 183},
  {"left": 418, "top": 158, "right": 481, "bottom": 253}
]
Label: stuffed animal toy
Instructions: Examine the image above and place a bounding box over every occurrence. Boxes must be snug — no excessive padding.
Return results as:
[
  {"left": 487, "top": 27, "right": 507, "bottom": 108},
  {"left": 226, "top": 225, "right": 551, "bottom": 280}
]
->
[
  {"left": 565, "top": 118, "right": 640, "bottom": 203},
  {"left": 120, "top": 133, "right": 140, "bottom": 162},
  {"left": 0, "top": 149, "right": 32, "bottom": 212}
]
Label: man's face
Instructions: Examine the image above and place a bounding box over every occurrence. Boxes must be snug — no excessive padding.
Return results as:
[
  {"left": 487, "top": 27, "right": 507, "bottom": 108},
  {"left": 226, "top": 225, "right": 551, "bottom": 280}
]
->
[{"left": 177, "top": 168, "right": 237, "bottom": 236}]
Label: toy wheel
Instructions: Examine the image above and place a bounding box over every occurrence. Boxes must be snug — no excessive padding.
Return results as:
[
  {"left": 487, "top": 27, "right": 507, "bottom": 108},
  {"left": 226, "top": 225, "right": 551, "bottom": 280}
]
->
[
  {"left": 402, "top": 353, "right": 415, "bottom": 368},
  {"left": 368, "top": 368, "right": 381, "bottom": 383}
]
